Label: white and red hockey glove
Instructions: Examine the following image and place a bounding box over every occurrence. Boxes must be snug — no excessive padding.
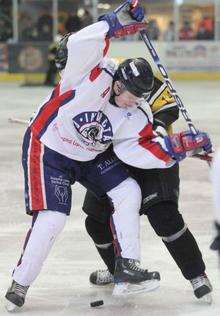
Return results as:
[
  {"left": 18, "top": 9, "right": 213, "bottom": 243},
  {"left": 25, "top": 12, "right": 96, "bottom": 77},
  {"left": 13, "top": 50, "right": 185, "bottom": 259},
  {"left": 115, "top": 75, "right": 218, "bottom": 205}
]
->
[
  {"left": 164, "top": 130, "right": 212, "bottom": 162},
  {"left": 98, "top": 0, "right": 147, "bottom": 38}
]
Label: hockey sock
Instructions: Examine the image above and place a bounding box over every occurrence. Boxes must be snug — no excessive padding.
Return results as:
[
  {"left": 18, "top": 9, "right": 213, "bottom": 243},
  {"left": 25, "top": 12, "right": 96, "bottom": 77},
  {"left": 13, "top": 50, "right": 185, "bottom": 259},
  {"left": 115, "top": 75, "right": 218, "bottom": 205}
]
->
[
  {"left": 85, "top": 215, "right": 115, "bottom": 274},
  {"left": 163, "top": 228, "right": 205, "bottom": 280},
  {"left": 107, "top": 178, "right": 141, "bottom": 259},
  {"left": 13, "top": 211, "right": 66, "bottom": 286},
  {"left": 95, "top": 244, "right": 115, "bottom": 275}
]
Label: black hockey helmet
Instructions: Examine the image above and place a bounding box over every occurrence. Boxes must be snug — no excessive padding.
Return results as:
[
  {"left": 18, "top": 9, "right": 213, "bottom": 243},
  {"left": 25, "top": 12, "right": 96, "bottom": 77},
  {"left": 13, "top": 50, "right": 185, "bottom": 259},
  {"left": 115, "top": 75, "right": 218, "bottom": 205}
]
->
[{"left": 115, "top": 58, "right": 154, "bottom": 98}]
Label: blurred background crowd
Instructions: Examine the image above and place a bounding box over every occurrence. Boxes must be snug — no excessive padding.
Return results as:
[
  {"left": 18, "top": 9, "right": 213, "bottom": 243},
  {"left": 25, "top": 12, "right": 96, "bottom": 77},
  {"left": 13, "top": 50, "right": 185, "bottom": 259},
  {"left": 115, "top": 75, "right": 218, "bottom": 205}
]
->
[
  {"left": 0, "top": 0, "right": 219, "bottom": 43},
  {"left": 1, "top": 0, "right": 219, "bottom": 85}
]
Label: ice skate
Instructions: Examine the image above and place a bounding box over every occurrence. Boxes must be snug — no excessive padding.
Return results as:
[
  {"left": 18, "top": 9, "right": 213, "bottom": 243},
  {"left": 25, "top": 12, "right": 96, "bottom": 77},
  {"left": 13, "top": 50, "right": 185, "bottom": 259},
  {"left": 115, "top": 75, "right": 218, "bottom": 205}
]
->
[
  {"left": 5, "top": 280, "right": 29, "bottom": 312},
  {"left": 190, "top": 274, "right": 213, "bottom": 304},
  {"left": 113, "top": 258, "right": 160, "bottom": 296},
  {"left": 210, "top": 236, "right": 220, "bottom": 251},
  {"left": 90, "top": 269, "right": 114, "bottom": 285},
  {"left": 210, "top": 222, "right": 220, "bottom": 252}
]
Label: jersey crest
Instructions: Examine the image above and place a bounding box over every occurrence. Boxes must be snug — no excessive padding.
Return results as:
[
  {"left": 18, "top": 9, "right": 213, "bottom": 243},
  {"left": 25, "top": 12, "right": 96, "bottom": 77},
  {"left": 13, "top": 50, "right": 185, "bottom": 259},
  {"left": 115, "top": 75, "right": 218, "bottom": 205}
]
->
[{"left": 72, "top": 111, "right": 113, "bottom": 146}]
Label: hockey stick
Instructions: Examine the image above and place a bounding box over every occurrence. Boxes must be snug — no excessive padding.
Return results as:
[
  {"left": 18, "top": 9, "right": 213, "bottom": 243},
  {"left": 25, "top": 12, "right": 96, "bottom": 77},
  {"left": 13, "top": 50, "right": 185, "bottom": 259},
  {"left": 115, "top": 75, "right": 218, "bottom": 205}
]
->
[
  {"left": 139, "top": 29, "right": 212, "bottom": 165},
  {"left": 8, "top": 117, "right": 29, "bottom": 125},
  {"left": 192, "top": 153, "right": 213, "bottom": 162}
]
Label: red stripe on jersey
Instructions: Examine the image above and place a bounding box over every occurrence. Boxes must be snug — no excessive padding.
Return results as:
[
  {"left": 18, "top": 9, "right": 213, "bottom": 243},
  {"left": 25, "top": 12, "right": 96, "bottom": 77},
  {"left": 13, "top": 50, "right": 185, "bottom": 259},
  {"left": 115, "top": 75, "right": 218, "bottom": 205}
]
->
[
  {"left": 139, "top": 139, "right": 171, "bottom": 162},
  {"left": 103, "top": 37, "right": 110, "bottom": 57},
  {"left": 89, "top": 65, "right": 102, "bottom": 82},
  {"left": 139, "top": 123, "right": 171, "bottom": 163},
  {"left": 89, "top": 37, "right": 110, "bottom": 82},
  {"left": 139, "top": 123, "right": 154, "bottom": 140},
  {"left": 29, "top": 136, "right": 44, "bottom": 210},
  {"left": 31, "top": 90, "right": 73, "bottom": 137}
]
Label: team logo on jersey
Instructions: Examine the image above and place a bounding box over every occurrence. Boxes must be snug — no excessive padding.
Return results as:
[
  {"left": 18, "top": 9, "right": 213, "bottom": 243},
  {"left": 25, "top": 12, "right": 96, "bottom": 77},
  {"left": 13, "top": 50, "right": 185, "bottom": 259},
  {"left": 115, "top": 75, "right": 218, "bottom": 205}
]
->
[{"left": 72, "top": 111, "right": 113, "bottom": 146}]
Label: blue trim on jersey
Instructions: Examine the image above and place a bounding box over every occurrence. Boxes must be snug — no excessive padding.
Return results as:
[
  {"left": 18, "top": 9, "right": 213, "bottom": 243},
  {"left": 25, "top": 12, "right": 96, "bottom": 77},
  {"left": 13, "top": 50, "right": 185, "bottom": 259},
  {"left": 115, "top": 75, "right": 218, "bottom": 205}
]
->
[
  {"left": 30, "top": 88, "right": 56, "bottom": 129},
  {"left": 102, "top": 67, "right": 114, "bottom": 78},
  {"left": 137, "top": 106, "right": 150, "bottom": 122}
]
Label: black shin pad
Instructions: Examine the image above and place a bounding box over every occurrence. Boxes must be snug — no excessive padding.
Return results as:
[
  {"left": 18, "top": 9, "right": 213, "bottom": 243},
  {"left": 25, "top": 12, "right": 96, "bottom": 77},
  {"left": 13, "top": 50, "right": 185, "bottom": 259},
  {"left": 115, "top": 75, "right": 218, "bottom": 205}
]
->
[
  {"left": 163, "top": 229, "right": 205, "bottom": 280},
  {"left": 146, "top": 201, "right": 205, "bottom": 280}
]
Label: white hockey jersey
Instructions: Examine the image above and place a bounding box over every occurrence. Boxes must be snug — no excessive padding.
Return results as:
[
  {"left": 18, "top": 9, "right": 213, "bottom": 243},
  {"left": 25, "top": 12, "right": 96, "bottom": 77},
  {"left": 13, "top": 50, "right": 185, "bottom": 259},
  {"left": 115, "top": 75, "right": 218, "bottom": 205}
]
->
[{"left": 30, "top": 21, "right": 173, "bottom": 169}]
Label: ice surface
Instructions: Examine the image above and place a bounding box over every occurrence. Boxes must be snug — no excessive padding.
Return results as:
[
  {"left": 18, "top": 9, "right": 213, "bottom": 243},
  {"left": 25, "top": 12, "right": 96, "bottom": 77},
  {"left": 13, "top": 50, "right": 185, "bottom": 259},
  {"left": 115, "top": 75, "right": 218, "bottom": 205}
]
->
[{"left": 0, "top": 81, "right": 220, "bottom": 315}]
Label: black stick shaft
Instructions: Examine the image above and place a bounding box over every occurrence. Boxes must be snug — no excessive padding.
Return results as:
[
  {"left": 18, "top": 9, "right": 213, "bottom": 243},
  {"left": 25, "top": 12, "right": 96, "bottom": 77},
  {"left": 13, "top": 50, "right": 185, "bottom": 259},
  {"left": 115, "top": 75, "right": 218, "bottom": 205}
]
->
[
  {"left": 140, "top": 29, "right": 212, "bottom": 166},
  {"left": 140, "top": 29, "right": 198, "bottom": 135}
]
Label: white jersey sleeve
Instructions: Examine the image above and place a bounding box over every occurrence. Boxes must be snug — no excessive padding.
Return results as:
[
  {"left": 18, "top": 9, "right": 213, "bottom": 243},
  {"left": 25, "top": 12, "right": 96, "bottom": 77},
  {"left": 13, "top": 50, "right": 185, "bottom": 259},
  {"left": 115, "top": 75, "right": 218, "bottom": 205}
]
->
[
  {"left": 60, "top": 21, "right": 110, "bottom": 91},
  {"left": 113, "top": 104, "right": 175, "bottom": 169},
  {"left": 113, "top": 134, "right": 174, "bottom": 169},
  {"left": 211, "top": 148, "right": 220, "bottom": 224}
]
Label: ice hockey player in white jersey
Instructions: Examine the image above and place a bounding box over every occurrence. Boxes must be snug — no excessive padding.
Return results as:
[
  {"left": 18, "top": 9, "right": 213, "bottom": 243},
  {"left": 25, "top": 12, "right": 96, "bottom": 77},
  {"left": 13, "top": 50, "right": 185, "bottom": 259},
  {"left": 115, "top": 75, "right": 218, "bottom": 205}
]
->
[
  {"left": 210, "top": 148, "right": 220, "bottom": 260},
  {"left": 5, "top": 0, "right": 212, "bottom": 311}
]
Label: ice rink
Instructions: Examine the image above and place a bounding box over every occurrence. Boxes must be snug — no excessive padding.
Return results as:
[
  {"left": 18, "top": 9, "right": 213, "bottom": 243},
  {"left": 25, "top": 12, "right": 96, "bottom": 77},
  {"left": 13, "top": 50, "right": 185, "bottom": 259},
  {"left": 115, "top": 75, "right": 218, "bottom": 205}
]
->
[{"left": 0, "top": 81, "right": 220, "bottom": 316}]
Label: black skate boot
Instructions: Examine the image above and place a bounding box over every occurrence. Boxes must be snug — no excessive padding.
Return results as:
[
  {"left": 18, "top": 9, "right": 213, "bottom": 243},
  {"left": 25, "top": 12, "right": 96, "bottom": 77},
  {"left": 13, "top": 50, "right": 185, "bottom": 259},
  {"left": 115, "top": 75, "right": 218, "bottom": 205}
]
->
[
  {"left": 113, "top": 258, "right": 160, "bottom": 296},
  {"left": 5, "top": 280, "right": 29, "bottom": 312},
  {"left": 90, "top": 269, "right": 114, "bottom": 285},
  {"left": 210, "top": 235, "right": 220, "bottom": 251},
  {"left": 210, "top": 222, "right": 220, "bottom": 252},
  {"left": 190, "top": 274, "right": 213, "bottom": 304}
]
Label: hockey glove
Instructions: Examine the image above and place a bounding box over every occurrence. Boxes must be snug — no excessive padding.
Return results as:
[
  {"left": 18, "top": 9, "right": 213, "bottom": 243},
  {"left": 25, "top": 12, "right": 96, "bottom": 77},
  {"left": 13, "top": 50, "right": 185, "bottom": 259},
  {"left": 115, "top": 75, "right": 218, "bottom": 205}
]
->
[
  {"left": 164, "top": 130, "right": 212, "bottom": 162},
  {"left": 55, "top": 33, "right": 70, "bottom": 71},
  {"left": 98, "top": 0, "right": 147, "bottom": 38}
]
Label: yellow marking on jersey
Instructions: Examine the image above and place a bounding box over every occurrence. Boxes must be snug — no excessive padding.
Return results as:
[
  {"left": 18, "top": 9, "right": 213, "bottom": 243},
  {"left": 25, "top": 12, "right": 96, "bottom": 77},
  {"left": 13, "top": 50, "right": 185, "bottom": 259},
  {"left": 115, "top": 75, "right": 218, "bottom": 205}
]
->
[
  {"left": 151, "top": 86, "right": 175, "bottom": 113},
  {"left": 167, "top": 125, "right": 173, "bottom": 135}
]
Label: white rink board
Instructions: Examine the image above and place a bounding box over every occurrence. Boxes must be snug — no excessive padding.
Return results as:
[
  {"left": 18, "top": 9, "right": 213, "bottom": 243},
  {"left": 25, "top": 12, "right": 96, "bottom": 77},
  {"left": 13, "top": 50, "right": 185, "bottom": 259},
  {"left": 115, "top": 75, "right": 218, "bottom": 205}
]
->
[
  {"left": 110, "top": 41, "right": 220, "bottom": 71},
  {"left": 0, "top": 82, "right": 220, "bottom": 316}
]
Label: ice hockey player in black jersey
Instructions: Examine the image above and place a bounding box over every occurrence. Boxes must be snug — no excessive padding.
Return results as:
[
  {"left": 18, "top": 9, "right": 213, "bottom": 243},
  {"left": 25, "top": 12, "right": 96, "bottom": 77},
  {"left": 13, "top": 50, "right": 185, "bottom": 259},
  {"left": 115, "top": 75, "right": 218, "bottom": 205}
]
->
[{"left": 83, "top": 75, "right": 213, "bottom": 303}]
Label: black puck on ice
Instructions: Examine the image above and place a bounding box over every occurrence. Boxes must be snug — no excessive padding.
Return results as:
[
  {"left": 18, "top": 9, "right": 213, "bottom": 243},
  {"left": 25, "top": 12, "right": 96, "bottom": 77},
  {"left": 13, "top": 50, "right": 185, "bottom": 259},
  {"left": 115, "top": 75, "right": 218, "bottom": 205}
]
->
[{"left": 90, "top": 300, "right": 104, "bottom": 307}]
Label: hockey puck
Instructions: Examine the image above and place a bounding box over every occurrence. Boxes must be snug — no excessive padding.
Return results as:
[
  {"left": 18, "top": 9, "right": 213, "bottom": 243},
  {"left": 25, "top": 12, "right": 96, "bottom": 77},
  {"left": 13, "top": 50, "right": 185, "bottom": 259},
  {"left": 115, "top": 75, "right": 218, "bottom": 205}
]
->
[{"left": 90, "top": 300, "right": 104, "bottom": 307}]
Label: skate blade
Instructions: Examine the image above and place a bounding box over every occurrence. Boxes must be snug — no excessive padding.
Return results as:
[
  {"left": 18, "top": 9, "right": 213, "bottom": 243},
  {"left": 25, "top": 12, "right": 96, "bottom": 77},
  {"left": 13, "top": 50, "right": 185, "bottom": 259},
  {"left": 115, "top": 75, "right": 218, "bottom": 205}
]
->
[
  {"left": 5, "top": 300, "right": 20, "bottom": 313},
  {"left": 90, "top": 282, "right": 114, "bottom": 288},
  {"left": 112, "top": 279, "right": 160, "bottom": 297},
  {"left": 201, "top": 293, "right": 213, "bottom": 305}
]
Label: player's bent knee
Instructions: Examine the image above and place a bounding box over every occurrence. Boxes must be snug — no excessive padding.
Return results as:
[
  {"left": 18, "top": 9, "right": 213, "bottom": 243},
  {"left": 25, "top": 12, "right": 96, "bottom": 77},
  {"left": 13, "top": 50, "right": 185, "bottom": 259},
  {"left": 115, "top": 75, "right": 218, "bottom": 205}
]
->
[
  {"left": 34, "top": 210, "right": 67, "bottom": 236},
  {"left": 85, "top": 215, "right": 113, "bottom": 244},
  {"left": 26, "top": 211, "right": 67, "bottom": 258},
  {"left": 127, "top": 178, "right": 142, "bottom": 208},
  {"left": 107, "top": 177, "right": 142, "bottom": 211},
  {"left": 146, "top": 201, "right": 185, "bottom": 238}
]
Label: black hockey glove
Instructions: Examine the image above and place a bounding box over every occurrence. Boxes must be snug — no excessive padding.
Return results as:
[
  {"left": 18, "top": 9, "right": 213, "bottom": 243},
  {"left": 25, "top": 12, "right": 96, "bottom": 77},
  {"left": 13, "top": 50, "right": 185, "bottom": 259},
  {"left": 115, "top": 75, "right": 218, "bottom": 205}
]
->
[{"left": 55, "top": 33, "right": 70, "bottom": 71}]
